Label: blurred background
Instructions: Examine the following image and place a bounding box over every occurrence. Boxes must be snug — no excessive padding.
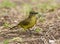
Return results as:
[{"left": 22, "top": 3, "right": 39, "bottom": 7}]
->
[{"left": 0, "top": 0, "right": 60, "bottom": 44}]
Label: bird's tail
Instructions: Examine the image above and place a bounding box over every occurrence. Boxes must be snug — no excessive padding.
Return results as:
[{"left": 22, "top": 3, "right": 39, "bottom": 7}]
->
[{"left": 9, "top": 25, "right": 19, "bottom": 30}]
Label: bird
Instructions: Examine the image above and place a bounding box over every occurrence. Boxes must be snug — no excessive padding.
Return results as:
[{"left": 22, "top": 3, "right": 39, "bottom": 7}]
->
[{"left": 10, "top": 10, "right": 38, "bottom": 31}]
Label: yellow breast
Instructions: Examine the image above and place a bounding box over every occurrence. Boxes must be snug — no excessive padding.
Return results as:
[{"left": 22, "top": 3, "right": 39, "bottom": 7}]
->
[{"left": 20, "top": 16, "right": 37, "bottom": 29}]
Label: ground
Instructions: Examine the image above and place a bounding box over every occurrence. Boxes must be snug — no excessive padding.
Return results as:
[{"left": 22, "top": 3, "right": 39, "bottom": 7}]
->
[{"left": 0, "top": 0, "right": 60, "bottom": 44}]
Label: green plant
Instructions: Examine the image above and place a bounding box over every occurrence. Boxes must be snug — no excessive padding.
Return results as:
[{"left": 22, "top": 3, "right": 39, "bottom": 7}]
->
[
  {"left": 31, "top": 0, "right": 37, "bottom": 2},
  {"left": 3, "top": 22, "right": 11, "bottom": 28},
  {"left": 35, "top": 28, "right": 42, "bottom": 33},
  {"left": 3, "top": 40, "right": 9, "bottom": 44},
  {"left": 22, "top": 3, "right": 32, "bottom": 16},
  {"left": 39, "top": 17, "right": 45, "bottom": 22},
  {"left": 36, "top": 0, "right": 59, "bottom": 13},
  {"left": 0, "top": 0, "right": 16, "bottom": 8},
  {"left": 11, "top": 37, "right": 23, "bottom": 42}
]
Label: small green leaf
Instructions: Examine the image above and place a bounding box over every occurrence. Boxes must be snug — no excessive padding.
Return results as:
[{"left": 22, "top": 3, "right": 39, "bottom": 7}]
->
[
  {"left": 3, "top": 22, "right": 11, "bottom": 28},
  {"left": 39, "top": 17, "right": 45, "bottom": 22},
  {"left": 4, "top": 40, "right": 9, "bottom": 44},
  {"left": 35, "top": 28, "right": 42, "bottom": 32}
]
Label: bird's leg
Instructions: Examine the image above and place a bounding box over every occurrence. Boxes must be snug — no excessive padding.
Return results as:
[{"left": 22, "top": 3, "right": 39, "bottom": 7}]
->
[{"left": 26, "top": 29, "right": 32, "bottom": 37}]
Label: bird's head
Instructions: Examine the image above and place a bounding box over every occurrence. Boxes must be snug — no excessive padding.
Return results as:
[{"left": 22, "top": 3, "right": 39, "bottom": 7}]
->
[{"left": 29, "top": 10, "right": 38, "bottom": 18}]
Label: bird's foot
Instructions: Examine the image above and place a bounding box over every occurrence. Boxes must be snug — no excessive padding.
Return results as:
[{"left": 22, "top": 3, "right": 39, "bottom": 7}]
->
[{"left": 25, "top": 30, "right": 33, "bottom": 37}]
